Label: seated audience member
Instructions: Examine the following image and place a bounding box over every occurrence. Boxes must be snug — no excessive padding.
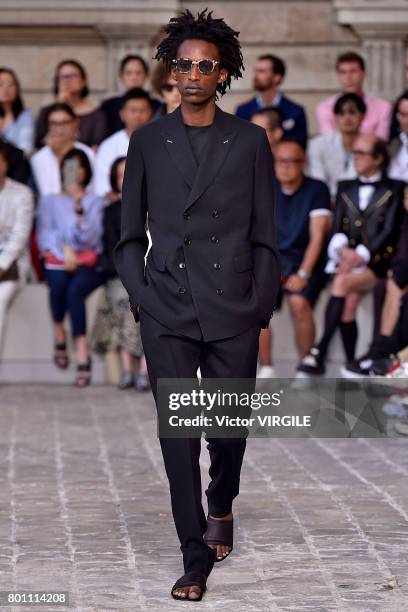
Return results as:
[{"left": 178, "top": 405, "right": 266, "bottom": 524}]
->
[
  {"left": 236, "top": 54, "right": 308, "bottom": 147},
  {"left": 257, "top": 140, "right": 331, "bottom": 378},
  {"left": 31, "top": 103, "right": 94, "bottom": 196},
  {"left": 298, "top": 134, "right": 405, "bottom": 376},
  {"left": 0, "top": 141, "right": 34, "bottom": 351},
  {"left": 308, "top": 93, "right": 365, "bottom": 199},
  {"left": 0, "top": 68, "right": 35, "bottom": 154},
  {"left": 251, "top": 106, "right": 284, "bottom": 158},
  {"left": 151, "top": 62, "right": 181, "bottom": 119},
  {"left": 316, "top": 52, "right": 391, "bottom": 140},
  {"left": 101, "top": 55, "right": 161, "bottom": 136},
  {"left": 390, "top": 59, "right": 408, "bottom": 140},
  {"left": 94, "top": 89, "right": 153, "bottom": 197},
  {"left": 36, "top": 148, "right": 105, "bottom": 387},
  {"left": 389, "top": 90, "right": 408, "bottom": 183},
  {"left": 35, "top": 60, "right": 108, "bottom": 149},
  {"left": 96, "top": 157, "right": 150, "bottom": 390},
  {"left": 343, "top": 208, "right": 408, "bottom": 377},
  {"left": 0, "top": 106, "right": 31, "bottom": 185}
]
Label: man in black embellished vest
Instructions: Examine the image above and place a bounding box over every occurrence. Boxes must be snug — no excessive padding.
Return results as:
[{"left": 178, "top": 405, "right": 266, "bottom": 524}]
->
[{"left": 298, "top": 134, "right": 405, "bottom": 376}]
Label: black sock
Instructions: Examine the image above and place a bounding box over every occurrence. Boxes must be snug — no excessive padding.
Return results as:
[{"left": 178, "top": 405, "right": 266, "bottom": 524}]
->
[
  {"left": 340, "top": 321, "right": 358, "bottom": 362},
  {"left": 371, "top": 334, "right": 398, "bottom": 358},
  {"left": 317, "top": 296, "right": 345, "bottom": 359}
]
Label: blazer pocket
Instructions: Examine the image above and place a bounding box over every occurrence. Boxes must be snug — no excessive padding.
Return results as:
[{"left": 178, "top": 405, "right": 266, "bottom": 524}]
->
[
  {"left": 151, "top": 249, "right": 166, "bottom": 271},
  {"left": 233, "top": 252, "right": 253, "bottom": 273}
]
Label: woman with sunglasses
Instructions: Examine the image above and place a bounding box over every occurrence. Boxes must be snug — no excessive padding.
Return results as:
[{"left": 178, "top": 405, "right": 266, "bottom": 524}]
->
[{"left": 151, "top": 62, "right": 181, "bottom": 119}]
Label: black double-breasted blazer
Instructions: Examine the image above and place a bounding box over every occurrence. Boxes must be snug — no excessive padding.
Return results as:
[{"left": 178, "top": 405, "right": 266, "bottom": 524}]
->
[{"left": 113, "top": 103, "right": 281, "bottom": 341}]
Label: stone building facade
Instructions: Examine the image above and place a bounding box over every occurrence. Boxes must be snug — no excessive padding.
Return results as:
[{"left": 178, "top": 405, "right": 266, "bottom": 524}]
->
[{"left": 0, "top": 0, "right": 407, "bottom": 134}]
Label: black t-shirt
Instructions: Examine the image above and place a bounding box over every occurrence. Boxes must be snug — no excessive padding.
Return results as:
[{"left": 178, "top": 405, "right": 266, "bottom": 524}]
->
[{"left": 184, "top": 124, "right": 212, "bottom": 166}]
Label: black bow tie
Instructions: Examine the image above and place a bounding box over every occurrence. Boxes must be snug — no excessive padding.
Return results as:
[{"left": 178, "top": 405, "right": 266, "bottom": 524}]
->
[{"left": 357, "top": 179, "right": 382, "bottom": 188}]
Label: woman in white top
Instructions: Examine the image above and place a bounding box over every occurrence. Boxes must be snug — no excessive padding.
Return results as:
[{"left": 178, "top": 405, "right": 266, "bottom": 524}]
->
[
  {"left": 0, "top": 68, "right": 35, "bottom": 154},
  {"left": 0, "top": 141, "right": 34, "bottom": 353},
  {"left": 31, "top": 103, "right": 94, "bottom": 196}
]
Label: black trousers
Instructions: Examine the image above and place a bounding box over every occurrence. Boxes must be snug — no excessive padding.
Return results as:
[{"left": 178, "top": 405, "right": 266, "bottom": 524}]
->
[{"left": 139, "top": 306, "right": 261, "bottom": 576}]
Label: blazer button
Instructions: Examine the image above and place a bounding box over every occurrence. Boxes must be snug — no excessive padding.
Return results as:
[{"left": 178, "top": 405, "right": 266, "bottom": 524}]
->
[
  {"left": 178, "top": 262, "right": 186, "bottom": 269},
  {"left": 184, "top": 235, "right": 191, "bottom": 245},
  {"left": 183, "top": 212, "right": 190, "bottom": 220},
  {"left": 210, "top": 235, "right": 219, "bottom": 243},
  {"left": 178, "top": 286, "right": 187, "bottom": 294},
  {"left": 212, "top": 209, "right": 220, "bottom": 218},
  {"left": 216, "top": 288, "right": 223, "bottom": 296},
  {"left": 213, "top": 262, "right": 221, "bottom": 270}
]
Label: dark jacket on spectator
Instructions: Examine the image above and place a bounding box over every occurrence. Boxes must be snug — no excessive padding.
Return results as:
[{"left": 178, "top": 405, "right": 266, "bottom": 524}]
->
[
  {"left": 101, "top": 199, "right": 121, "bottom": 278},
  {"left": 235, "top": 94, "right": 308, "bottom": 148},
  {"left": 391, "top": 209, "right": 408, "bottom": 289},
  {"left": 2, "top": 138, "right": 32, "bottom": 186},
  {"left": 333, "top": 176, "right": 406, "bottom": 277}
]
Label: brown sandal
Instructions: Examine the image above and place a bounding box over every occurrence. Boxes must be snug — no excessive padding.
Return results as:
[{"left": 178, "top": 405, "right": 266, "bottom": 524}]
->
[
  {"left": 74, "top": 358, "right": 92, "bottom": 388},
  {"left": 203, "top": 515, "right": 233, "bottom": 562},
  {"left": 53, "top": 342, "right": 69, "bottom": 369}
]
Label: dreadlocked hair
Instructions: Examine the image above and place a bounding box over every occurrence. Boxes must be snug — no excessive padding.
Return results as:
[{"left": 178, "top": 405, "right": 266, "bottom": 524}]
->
[{"left": 154, "top": 8, "right": 244, "bottom": 99}]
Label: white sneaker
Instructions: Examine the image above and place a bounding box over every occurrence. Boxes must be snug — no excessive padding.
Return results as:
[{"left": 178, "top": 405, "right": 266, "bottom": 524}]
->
[
  {"left": 386, "top": 362, "right": 408, "bottom": 379},
  {"left": 257, "top": 365, "right": 276, "bottom": 378}
]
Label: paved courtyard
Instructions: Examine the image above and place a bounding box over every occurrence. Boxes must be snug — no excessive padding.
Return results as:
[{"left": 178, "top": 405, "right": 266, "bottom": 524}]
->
[{"left": 0, "top": 385, "right": 407, "bottom": 611}]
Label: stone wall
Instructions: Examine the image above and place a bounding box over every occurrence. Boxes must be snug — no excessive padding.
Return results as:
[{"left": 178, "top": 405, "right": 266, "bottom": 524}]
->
[{"left": 0, "top": 0, "right": 407, "bottom": 135}]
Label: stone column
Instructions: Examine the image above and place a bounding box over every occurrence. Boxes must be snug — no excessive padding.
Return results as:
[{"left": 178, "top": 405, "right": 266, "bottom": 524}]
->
[
  {"left": 363, "top": 37, "right": 406, "bottom": 99},
  {"left": 334, "top": 0, "right": 408, "bottom": 99},
  {"left": 96, "top": 24, "right": 164, "bottom": 94}
]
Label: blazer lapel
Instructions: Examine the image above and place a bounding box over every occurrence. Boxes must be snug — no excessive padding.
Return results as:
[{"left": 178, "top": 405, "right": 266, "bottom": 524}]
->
[
  {"left": 161, "top": 105, "right": 198, "bottom": 189},
  {"left": 161, "top": 104, "right": 237, "bottom": 211},
  {"left": 364, "top": 183, "right": 392, "bottom": 216},
  {"left": 341, "top": 182, "right": 360, "bottom": 216}
]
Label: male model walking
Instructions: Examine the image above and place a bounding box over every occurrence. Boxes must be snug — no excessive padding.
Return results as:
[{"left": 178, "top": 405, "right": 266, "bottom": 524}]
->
[{"left": 114, "top": 8, "right": 280, "bottom": 601}]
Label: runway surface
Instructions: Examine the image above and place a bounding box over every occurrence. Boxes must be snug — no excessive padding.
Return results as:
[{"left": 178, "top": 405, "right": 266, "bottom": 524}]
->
[{"left": 0, "top": 385, "right": 407, "bottom": 611}]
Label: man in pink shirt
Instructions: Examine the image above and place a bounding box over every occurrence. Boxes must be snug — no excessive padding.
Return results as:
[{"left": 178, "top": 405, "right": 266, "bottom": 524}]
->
[{"left": 316, "top": 51, "right": 391, "bottom": 140}]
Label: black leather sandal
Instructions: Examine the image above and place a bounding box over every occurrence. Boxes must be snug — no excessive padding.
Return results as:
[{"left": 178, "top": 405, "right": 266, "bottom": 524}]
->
[
  {"left": 53, "top": 342, "right": 69, "bottom": 369},
  {"left": 203, "top": 515, "right": 233, "bottom": 562},
  {"left": 171, "top": 571, "right": 207, "bottom": 601},
  {"left": 74, "top": 358, "right": 92, "bottom": 388}
]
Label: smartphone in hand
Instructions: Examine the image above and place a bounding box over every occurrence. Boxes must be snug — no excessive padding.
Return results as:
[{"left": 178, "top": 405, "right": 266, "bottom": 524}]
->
[{"left": 62, "top": 157, "right": 80, "bottom": 189}]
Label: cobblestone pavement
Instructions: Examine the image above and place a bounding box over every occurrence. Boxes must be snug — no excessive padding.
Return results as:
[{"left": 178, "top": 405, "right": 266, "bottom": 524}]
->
[{"left": 0, "top": 385, "right": 407, "bottom": 612}]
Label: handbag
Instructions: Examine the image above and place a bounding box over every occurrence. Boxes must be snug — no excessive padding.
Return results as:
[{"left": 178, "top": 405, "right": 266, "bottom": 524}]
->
[{"left": 44, "top": 250, "right": 98, "bottom": 269}]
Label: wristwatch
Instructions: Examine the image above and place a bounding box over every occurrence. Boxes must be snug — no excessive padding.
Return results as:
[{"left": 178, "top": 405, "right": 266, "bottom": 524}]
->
[{"left": 297, "top": 269, "right": 311, "bottom": 280}]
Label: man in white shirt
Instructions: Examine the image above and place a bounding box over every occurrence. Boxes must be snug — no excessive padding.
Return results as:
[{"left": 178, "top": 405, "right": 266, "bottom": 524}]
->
[
  {"left": 389, "top": 91, "right": 408, "bottom": 183},
  {"left": 31, "top": 103, "right": 94, "bottom": 196},
  {"left": 94, "top": 88, "right": 154, "bottom": 197},
  {"left": 308, "top": 93, "right": 365, "bottom": 199}
]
